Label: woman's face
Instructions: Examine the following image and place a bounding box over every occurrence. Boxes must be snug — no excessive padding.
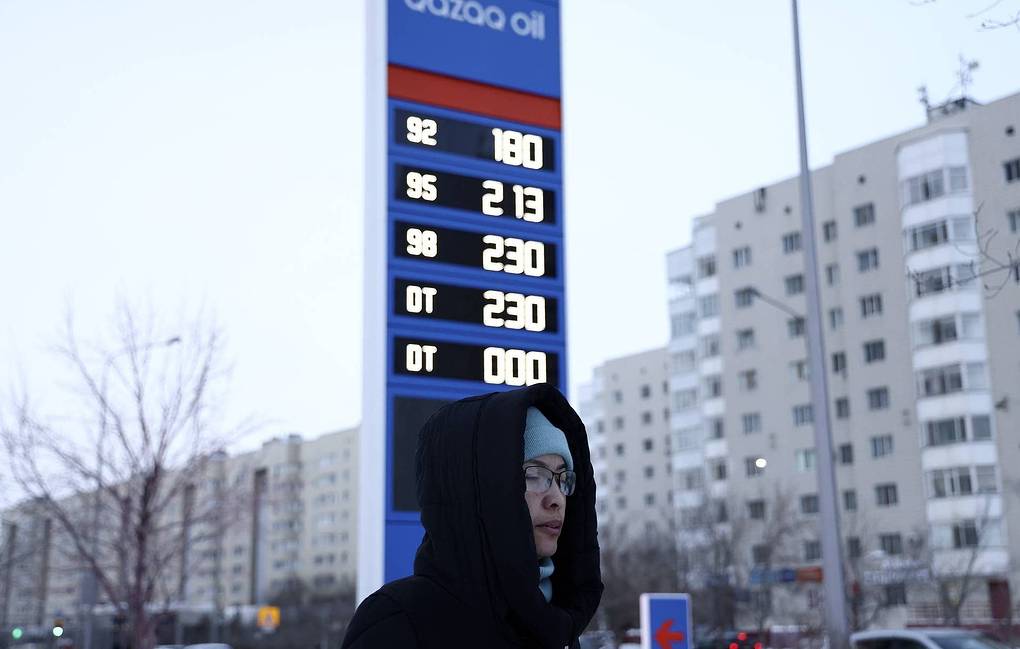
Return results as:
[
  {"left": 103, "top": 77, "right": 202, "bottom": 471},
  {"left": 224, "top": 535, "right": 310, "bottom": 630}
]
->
[{"left": 523, "top": 454, "right": 567, "bottom": 558}]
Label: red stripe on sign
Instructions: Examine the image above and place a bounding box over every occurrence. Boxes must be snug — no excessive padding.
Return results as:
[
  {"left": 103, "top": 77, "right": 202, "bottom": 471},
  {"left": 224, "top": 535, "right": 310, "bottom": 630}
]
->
[{"left": 388, "top": 64, "right": 561, "bottom": 131}]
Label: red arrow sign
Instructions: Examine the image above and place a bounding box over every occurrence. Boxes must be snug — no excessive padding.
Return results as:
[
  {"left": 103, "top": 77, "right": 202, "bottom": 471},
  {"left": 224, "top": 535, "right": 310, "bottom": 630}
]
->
[{"left": 655, "top": 619, "right": 686, "bottom": 649}]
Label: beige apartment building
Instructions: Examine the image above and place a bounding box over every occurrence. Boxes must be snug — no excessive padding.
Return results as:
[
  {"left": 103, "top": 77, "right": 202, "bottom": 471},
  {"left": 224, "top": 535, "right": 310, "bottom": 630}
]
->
[
  {"left": 578, "top": 347, "right": 675, "bottom": 546},
  {"left": 667, "top": 91, "right": 1020, "bottom": 628},
  {"left": 0, "top": 427, "right": 358, "bottom": 630}
]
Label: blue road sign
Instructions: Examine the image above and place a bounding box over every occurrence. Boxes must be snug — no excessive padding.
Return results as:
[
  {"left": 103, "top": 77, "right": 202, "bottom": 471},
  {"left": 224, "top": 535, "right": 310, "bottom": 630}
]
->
[{"left": 640, "top": 593, "right": 693, "bottom": 649}]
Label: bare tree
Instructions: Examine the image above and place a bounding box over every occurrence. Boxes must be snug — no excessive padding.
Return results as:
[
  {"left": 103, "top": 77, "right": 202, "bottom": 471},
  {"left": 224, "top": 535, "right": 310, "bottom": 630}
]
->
[
  {"left": 911, "top": 0, "right": 1020, "bottom": 31},
  {"left": 1, "top": 303, "right": 255, "bottom": 649}
]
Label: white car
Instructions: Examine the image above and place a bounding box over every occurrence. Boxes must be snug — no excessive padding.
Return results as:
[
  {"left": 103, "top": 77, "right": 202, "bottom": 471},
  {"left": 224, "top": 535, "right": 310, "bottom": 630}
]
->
[{"left": 851, "top": 628, "right": 1014, "bottom": 649}]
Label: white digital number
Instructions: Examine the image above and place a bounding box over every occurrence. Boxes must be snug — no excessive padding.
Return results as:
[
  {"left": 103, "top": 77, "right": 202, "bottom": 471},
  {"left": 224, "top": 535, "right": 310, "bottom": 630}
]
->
[
  {"left": 484, "top": 347, "right": 547, "bottom": 386},
  {"left": 481, "top": 181, "right": 543, "bottom": 222},
  {"left": 482, "top": 291, "right": 546, "bottom": 332},
  {"left": 406, "top": 172, "right": 438, "bottom": 201},
  {"left": 406, "top": 285, "right": 437, "bottom": 314},
  {"left": 406, "top": 344, "right": 437, "bottom": 373},
  {"left": 406, "top": 228, "right": 438, "bottom": 258},
  {"left": 492, "top": 128, "right": 544, "bottom": 170},
  {"left": 406, "top": 116, "right": 438, "bottom": 146},
  {"left": 481, "top": 180, "right": 504, "bottom": 216},
  {"left": 481, "top": 235, "right": 545, "bottom": 277}
]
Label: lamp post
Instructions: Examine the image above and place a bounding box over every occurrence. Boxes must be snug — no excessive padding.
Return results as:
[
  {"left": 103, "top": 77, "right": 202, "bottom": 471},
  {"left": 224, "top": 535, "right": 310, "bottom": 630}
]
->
[
  {"left": 790, "top": 2, "right": 851, "bottom": 648},
  {"left": 79, "top": 336, "right": 181, "bottom": 649}
]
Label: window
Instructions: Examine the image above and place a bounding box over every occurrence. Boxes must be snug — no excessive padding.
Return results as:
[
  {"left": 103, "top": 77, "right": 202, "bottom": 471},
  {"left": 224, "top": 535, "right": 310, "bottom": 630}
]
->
[
  {"left": 752, "top": 544, "right": 771, "bottom": 565},
  {"left": 641, "top": 411, "right": 652, "bottom": 425},
  {"left": 644, "top": 466, "right": 654, "bottom": 479},
  {"left": 860, "top": 293, "right": 883, "bottom": 318},
  {"left": 671, "top": 311, "right": 696, "bottom": 337},
  {"left": 748, "top": 500, "right": 766, "bottom": 520},
  {"left": 782, "top": 231, "right": 802, "bottom": 253},
  {"left": 640, "top": 384, "right": 651, "bottom": 398},
  {"left": 831, "top": 352, "right": 846, "bottom": 376},
  {"left": 644, "top": 493, "right": 655, "bottom": 506},
  {"left": 867, "top": 387, "right": 890, "bottom": 410},
  {"left": 835, "top": 397, "right": 850, "bottom": 419},
  {"left": 838, "top": 444, "right": 854, "bottom": 465},
  {"left": 917, "top": 364, "right": 964, "bottom": 397},
  {"left": 913, "top": 266, "right": 954, "bottom": 297},
  {"left": 738, "top": 369, "right": 758, "bottom": 391},
  {"left": 829, "top": 307, "right": 844, "bottom": 330},
  {"left": 704, "top": 375, "right": 723, "bottom": 398},
  {"left": 885, "top": 584, "right": 908, "bottom": 606},
  {"left": 613, "top": 390, "right": 623, "bottom": 403},
  {"left": 823, "top": 220, "right": 837, "bottom": 241},
  {"left": 843, "top": 489, "right": 858, "bottom": 512},
  {"left": 643, "top": 438, "right": 653, "bottom": 451},
  {"left": 953, "top": 520, "right": 980, "bottom": 548},
  {"left": 854, "top": 202, "right": 876, "bottom": 226},
  {"left": 790, "top": 360, "right": 809, "bottom": 381},
  {"left": 673, "top": 349, "right": 697, "bottom": 372},
  {"left": 701, "top": 335, "right": 721, "bottom": 358},
  {"left": 735, "top": 287, "right": 756, "bottom": 308},
  {"left": 700, "top": 294, "right": 719, "bottom": 318},
  {"left": 737, "top": 328, "right": 755, "bottom": 350},
  {"left": 928, "top": 467, "right": 973, "bottom": 498},
  {"left": 908, "top": 220, "right": 949, "bottom": 251},
  {"left": 710, "top": 459, "right": 727, "bottom": 481},
  {"left": 863, "top": 340, "right": 885, "bottom": 363},
  {"left": 785, "top": 274, "right": 805, "bottom": 295},
  {"left": 971, "top": 415, "right": 992, "bottom": 440},
  {"left": 793, "top": 405, "right": 814, "bottom": 426},
  {"left": 614, "top": 443, "right": 625, "bottom": 456},
  {"left": 826, "top": 263, "right": 840, "bottom": 286},
  {"left": 742, "top": 412, "right": 762, "bottom": 435},
  {"left": 975, "top": 465, "right": 998, "bottom": 493},
  {"left": 924, "top": 417, "right": 967, "bottom": 446},
  {"left": 616, "top": 496, "right": 627, "bottom": 509},
  {"left": 698, "top": 256, "right": 717, "bottom": 278},
  {"left": 879, "top": 533, "right": 903, "bottom": 555},
  {"left": 800, "top": 494, "right": 819, "bottom": 514},
  {"left": 710, "top": 418, "right": 725, "bottom": 439},
  {"left": 856, "top": 248, "right": 879, "bottom": 273},
  {"left": 745, "top": 457, "right": 765, "bottom": 477},
  {"left": 871, "top": 434, "right": 893, "bottom": 458},
  {"left": 1005, "top": 157, "right": 1020, "bottom": 183},
  {"left": 1010, "top": 208, "right": 1020, "bottom": 233},
  {"left": 903, "top": 170, "right": 945, "bottom": 205},
  {"left": 683, "top": 469, "right": 704, "bottom": 490},
  {"left": 733, "top": 246, "right": 752, "bottom": 268},
  {"left": 804, "top": 540, "right": 822, "bottom": 561},
  {"left": 788, "top": 317, "right": 805, "bottom": 338},
  {"left": 614, "top": 416, "right": 624, "bottom": 430},
  {"left": 876, "top": 483, "right": 898, "bottom": 506},
  {"left": 673, "top": 389, "right": 697, "bottom": 410},
  {"left": 915, "top": 315, "right": 959, "bottom": 346},
  {"left": 847, "top": 536, "right": 862, "bottom": 558},
  {"left": 796, "top": 448, "right": 816, "bottom": 471}
]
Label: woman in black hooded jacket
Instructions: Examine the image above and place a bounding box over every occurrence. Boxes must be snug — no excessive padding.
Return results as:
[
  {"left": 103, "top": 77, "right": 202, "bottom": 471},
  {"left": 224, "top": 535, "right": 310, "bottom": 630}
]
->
[{"left": 340, "top": 384, "right": 603, "bottom": 649}]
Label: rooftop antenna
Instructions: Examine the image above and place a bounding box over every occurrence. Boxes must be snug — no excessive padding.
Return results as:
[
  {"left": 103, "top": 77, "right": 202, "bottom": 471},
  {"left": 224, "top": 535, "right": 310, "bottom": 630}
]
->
[
  {"left": 955, "top": 54, "right": 979, "bottom": 99},
  {"left": 917, "top": 85, "right": 930, "bottom": 112}
]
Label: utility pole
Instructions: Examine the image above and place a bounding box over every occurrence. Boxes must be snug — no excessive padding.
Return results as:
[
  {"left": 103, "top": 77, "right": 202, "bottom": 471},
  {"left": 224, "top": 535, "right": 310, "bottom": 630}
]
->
[{"left": 790, "top": 2, "right": 850, "bottom": 648}]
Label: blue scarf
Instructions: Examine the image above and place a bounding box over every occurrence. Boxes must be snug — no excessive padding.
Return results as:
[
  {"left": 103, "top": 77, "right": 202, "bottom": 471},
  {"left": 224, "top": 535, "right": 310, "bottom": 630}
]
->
[{"left": 538, "top": 557, "right": 554, "bottom": 602}]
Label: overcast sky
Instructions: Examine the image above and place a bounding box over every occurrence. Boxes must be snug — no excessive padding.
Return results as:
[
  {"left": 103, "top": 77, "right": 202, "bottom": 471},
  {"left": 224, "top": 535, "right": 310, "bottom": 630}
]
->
[{"left": 2, "top": 0, "right": 1019, "bottom": 453}]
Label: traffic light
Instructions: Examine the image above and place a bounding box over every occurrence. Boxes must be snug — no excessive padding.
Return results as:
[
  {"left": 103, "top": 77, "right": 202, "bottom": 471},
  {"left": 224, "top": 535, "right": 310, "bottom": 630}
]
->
[
  {"left": 11, "top": 627, "right": 23, "bottom": 640},
  {"left": 52, "top": 619, "right": 65, "bottom": 637}
]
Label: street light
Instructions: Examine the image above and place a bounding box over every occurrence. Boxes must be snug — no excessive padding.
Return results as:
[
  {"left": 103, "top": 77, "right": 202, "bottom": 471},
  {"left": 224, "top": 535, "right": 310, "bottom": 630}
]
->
[{"left": 79, "top": 335, "right": 182, "bottom": 649}]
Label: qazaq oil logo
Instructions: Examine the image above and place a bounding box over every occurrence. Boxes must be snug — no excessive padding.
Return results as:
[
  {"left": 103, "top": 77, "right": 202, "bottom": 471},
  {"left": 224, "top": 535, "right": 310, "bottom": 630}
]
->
[{"left": 403, "top": 0, "right": 547, "bottom": 40}]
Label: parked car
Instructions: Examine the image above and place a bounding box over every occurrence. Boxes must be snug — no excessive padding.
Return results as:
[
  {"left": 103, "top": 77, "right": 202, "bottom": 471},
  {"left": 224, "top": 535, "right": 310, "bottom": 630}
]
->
[{"left": 851, "top": 628, "right": 1014, "bottom": 649}]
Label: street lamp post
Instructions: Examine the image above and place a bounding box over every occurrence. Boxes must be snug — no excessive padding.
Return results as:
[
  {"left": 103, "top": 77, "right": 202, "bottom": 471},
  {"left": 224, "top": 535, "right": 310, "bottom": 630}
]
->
[
  {"left": 790, "top": 2, "right": 851, "bottom": 648},
  {"left": 79, "top": 336, "right": 181, "bottom": 649}
]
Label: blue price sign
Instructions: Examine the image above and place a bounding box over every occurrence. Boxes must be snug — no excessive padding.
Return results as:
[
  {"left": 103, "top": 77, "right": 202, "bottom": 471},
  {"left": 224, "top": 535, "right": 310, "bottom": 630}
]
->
[
  {"left": 360, "top": 0, "right": 565, "bottom": 599},
  {"left": 641, "top": 594, "right": 693, "bottom": 649}
]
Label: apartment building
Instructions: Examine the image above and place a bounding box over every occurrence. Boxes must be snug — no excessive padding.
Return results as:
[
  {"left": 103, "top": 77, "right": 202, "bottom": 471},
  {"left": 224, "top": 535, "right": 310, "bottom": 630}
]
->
[
  {"left": 666, "top": 91, "right": 1020, "bottom": 627},
  {"left": 0, "top": 426, "right": 359, "bottom": 629},
  {"left": 578, "top": 347, "right": 674, "bottom": 546}
]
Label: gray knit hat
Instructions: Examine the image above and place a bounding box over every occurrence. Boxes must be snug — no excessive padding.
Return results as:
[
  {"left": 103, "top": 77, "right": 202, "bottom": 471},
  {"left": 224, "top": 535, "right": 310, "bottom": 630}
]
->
[{"left": 522, "top": 407, "right": 573, "bottom": 471}]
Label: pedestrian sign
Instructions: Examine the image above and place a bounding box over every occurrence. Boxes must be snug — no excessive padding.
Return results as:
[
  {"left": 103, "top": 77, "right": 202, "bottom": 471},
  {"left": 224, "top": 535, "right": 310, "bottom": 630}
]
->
[
  {"left": 640, "top": 593, "right": 692, "bottom": 649},
  {"left": 256, "top": 605, "right": 280, "bottom": 632}
]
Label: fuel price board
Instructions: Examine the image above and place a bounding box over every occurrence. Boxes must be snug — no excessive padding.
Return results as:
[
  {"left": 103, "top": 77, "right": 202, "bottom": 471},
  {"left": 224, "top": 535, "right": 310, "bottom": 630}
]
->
[{"left": 361, "top": 0, "right": 565, "bottom": 596}]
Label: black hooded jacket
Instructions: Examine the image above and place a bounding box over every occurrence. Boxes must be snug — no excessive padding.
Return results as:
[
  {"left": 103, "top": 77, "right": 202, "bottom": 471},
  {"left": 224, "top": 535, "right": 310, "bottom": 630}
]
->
[{"left": 340, "top": 384, "right": 603, "bottom": 649}]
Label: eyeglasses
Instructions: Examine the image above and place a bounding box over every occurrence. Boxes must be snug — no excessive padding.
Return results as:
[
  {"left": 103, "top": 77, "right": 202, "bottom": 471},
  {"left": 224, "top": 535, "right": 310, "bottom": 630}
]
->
[{"left": 524, "top": 465, "right": 577, "bottom": 496}]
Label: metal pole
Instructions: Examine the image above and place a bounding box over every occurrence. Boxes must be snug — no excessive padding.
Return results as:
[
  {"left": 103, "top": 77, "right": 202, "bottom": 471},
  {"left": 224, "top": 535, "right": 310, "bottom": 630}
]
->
[{"left": 790, "top": 2, "right": 850, "bottom": 647}]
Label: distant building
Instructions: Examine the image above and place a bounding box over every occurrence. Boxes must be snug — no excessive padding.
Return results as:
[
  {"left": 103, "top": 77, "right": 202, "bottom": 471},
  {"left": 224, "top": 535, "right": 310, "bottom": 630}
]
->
[
  {"left": 0, "top": 426, "right": 359, "bottom": 628},
  {"left": 578, "top": 347, "right": 674, "bottom": 546},
  {"left": 666, "top": 91, "right": 1020, "bottom": 628}
]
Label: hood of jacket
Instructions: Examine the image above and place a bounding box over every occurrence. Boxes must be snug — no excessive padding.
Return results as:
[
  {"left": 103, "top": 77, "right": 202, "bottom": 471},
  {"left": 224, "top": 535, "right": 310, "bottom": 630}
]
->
[{"left": 412, "top": 384, "right": 603, "bottom": 648}]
